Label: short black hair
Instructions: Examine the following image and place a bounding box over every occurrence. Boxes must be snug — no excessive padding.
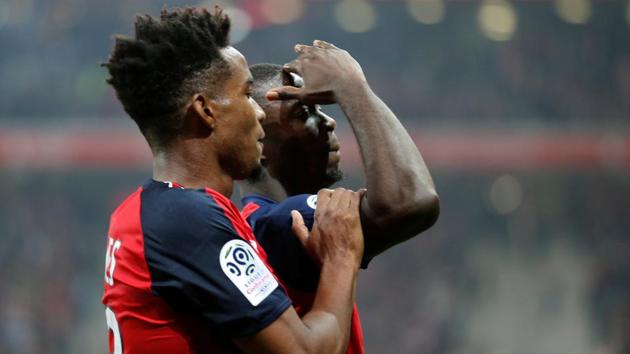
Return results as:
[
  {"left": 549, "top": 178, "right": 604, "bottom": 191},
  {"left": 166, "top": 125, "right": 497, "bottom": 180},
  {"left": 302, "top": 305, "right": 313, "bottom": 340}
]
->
[
  {"left": 104, "top": 7, "right": 231, "bottom": 150},
  {"left": 249, "top": 63, "right": 283, "bottom": 104}
]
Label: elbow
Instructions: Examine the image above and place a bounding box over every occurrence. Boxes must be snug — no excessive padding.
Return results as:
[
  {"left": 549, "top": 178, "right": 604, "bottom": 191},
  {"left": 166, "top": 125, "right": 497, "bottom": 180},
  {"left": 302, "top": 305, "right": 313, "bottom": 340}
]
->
[
  {"left": 367, "top": 189, "right": 440, "bottom": 235},
  {"left": 411, "top": 191, "right": 440, "bottom": 233}
]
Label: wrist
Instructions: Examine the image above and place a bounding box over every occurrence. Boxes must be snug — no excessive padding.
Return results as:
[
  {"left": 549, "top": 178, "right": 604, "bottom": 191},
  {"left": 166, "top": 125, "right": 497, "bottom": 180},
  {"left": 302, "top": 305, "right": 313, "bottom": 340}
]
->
[
  {"left": 322, "top": 250, "right": 362, "bottom": 270},
  {"left": 335, "top": 79, "right": 372, "bottom": 106}
]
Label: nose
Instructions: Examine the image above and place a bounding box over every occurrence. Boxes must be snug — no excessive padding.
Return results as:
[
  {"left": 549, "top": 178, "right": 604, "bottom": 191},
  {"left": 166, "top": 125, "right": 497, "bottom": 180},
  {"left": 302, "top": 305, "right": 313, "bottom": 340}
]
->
[
  {"left": 254, "top": 100, "right": 266, "bottom": 123},
  {"left": 321, "top": 112, "right": 336, "bottom": 131}
]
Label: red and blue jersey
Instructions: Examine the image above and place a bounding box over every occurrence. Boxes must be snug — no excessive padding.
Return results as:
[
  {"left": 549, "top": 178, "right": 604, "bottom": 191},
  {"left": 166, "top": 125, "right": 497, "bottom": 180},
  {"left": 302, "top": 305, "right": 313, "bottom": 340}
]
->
[
  {"left": 241, "top": 194, "right": 366, "bottom": 354},
  {"left": 102, "top": 180, "right": 291, "bottom": 354}
]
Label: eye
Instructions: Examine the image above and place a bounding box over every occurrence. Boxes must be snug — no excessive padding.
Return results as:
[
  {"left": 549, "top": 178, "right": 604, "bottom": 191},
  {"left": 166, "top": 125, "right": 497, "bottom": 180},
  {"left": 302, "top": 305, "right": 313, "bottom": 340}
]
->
[{"left": 297, "top": 106, "right": 310, "bottom": 119}]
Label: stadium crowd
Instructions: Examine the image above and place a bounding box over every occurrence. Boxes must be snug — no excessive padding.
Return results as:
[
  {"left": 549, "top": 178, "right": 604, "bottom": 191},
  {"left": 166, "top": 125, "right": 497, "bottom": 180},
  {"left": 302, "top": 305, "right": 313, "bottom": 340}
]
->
[
  {"left": 0, "top": 0, "right": 628, "bottom": 353},
  {"left": 0, "top": 171, "right": 628, "bottom": 353},
  {"left": 0, "top": 0, "right": 629, "bottom": 127}
]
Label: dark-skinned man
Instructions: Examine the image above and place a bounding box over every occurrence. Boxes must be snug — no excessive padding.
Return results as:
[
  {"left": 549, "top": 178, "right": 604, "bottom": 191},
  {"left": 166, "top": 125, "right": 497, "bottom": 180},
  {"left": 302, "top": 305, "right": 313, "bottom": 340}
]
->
[
  {"left": 238, "top": 40, "right": 440, "bottom": 354},
  {"left": 102, "top": 8, "right": 366, "bottom": 354}
]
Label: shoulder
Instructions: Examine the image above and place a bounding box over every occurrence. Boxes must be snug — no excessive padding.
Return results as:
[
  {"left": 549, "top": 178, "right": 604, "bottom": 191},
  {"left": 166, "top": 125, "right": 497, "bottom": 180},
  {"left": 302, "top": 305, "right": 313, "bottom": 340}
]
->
[
  {"left": 141, "top": 181, "right": 238, "bottom": 251},
  {"left": 245, "top": 194, "right": 317, "bottom": 230}
]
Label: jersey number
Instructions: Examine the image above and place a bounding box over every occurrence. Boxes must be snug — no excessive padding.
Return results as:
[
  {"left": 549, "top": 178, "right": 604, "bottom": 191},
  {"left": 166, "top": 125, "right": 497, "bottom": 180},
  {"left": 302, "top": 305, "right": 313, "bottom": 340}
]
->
[
  {"left": 106, "top": 307, "right": 122, "bottom": 354},
  {"left": 105, "top": 237, "right": 122, "bottom": 286}
]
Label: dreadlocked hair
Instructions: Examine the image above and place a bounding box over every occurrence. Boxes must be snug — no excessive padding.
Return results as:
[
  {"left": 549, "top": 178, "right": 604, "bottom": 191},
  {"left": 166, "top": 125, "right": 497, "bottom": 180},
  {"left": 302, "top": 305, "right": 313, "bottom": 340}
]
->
[{"left": 104, "top": 7, "right": 231, "bottom": 150}]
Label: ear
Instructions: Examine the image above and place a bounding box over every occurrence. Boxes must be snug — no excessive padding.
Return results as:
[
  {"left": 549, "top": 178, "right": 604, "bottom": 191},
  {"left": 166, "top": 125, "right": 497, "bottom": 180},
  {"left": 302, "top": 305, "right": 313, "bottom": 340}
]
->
[{"left": 191, "top": 93, "right": 216, "bottom": 131}]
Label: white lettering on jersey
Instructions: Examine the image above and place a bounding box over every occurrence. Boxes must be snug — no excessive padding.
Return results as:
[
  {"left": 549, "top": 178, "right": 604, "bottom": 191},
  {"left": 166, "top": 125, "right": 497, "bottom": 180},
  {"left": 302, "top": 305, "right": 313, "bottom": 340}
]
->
[
  {"left": 104, "top": 237, "right": 122, "bottom": 286},
  {"left": 220, "top": 239, "right": 278, "bottom": 306},
  {"left": 106, "top": 307, "right": 122, "bottom": 354},
  {"left": 306, "top": 195, "right": 318, "bottom": 210}
]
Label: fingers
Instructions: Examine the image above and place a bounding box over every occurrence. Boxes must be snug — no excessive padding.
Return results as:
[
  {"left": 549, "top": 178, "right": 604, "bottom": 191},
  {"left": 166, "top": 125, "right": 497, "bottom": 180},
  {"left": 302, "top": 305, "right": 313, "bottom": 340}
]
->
[
  {"left": 294, "top": 44, "right": 315, "bottom": 56},
  {"left": 313, "top": 39, "right": 336, "bottom": 49},
  {"left": 314, "top": 188, "right": 333, "bottom": 219},
  {"left": 315, "top": 188, "right": 362, "bottom": 211},
  {"left": 349, "top": 189, "right": 366, "bottom": 210},
  {"left": 297, "top": 41, "right": 338, "bottom": 53},
  {"left": 283, "top": 60, "right": 301, "bottom": 75},
  {"left": 331, "top": 188, "right": 353, "bottom": 209},
  {"left": 266, "top": 86, "right": 303, "bottom": 101},
  {"left": 316, "top": 188, "right": 333, "bottom": 205},
  {"left": 291, "top": 210, "right": 309, "bottom": 246},
  {"left": 333, "top": 188, "right": 365, "bottom": 210}
]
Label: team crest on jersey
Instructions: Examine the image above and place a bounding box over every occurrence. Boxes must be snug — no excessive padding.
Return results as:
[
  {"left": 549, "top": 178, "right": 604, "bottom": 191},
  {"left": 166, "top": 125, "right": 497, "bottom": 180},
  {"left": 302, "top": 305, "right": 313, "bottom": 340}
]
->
[
  {"left": 306, "top": 195, "right": 318, "bottom": 210},
  {"left": 220, "top": 239, "right": 278, "bottom": 306}
]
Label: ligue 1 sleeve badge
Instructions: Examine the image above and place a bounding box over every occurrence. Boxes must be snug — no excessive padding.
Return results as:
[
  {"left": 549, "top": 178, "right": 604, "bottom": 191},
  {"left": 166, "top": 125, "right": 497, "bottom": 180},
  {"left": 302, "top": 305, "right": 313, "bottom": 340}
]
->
[{"left": 220, "top": 239, "right": 278, "bottom": 306}]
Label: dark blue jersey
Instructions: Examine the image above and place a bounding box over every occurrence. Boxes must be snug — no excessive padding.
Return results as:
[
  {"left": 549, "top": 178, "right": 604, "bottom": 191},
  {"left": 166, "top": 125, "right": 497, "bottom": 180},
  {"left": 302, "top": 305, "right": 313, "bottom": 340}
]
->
[
  {"left": 102, "top": 180, "right": 291, "bottom": 354},
  {"left": 241, "top": 194, "right": 320, "bottom": 292},
  {"left": 241, "top": 193, "right": 367, "bottom": 354}
]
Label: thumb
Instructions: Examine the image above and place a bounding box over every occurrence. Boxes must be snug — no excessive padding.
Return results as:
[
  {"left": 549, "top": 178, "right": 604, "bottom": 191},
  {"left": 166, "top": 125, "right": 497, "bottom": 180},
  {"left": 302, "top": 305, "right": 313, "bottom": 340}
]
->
[
  {"left": 355, "top": 188, "right": 367, "bottom": 202},
  {"left": 291, "top": 210, "right": 309, "bottom": 246},
  {"left": 267, "top": 86, "right": 303, "bottom": 101},
  {"left": 350, "top": 188, "right": 367, "bottom": 208}
]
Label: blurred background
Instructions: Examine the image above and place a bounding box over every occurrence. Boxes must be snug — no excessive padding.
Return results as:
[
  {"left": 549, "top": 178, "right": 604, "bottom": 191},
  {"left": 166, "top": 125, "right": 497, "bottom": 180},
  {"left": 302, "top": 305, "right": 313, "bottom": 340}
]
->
[{"left": 1, "top": 0, "right": 629, "bottom": 353}]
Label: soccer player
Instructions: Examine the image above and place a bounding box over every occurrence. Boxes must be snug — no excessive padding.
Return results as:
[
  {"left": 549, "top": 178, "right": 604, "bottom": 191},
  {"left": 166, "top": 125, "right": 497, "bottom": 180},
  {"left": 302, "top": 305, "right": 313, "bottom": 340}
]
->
[
  {"left": 238, "top": 41, "right": 440, "bottom": 354},
  {"left": 102, "top": 8, "right": 366, "bottom": 354}
]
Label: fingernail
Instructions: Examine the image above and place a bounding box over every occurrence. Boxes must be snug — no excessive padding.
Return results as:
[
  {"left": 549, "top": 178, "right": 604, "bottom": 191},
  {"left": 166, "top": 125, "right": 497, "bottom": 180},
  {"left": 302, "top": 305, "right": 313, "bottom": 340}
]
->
[{"left": 266, "top": 91, "right": 279, "bottom": 100}]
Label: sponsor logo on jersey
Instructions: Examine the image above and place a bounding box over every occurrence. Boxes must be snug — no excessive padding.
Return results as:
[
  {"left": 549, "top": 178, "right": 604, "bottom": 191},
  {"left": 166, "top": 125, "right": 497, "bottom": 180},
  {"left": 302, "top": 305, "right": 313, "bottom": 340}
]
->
[
  {"left": 306, "top": 195, "right": 318, "bottom": 210},
  {"left": 220, "top": 239, "right": 278, "bottom": 306}
]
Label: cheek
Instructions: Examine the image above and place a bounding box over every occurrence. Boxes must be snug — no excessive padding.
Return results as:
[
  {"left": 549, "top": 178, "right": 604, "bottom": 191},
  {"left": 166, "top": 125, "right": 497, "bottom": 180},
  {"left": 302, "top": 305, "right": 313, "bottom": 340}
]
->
[{"left": 238, "top": 101, "right": 259, "bottom": 129}]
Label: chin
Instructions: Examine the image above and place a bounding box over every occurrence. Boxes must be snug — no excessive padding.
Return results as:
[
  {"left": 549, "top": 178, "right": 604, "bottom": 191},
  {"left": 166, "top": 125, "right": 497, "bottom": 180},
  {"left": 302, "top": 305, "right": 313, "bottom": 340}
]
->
[
  {"left": 324, "top": 167, "right": 343, "bottom": 186},
  {"left": 245, "top": 164, "right": 265, "bottom": 183},
  {"left": 230, "top": 160, "right": 263, "bottom": 181}
]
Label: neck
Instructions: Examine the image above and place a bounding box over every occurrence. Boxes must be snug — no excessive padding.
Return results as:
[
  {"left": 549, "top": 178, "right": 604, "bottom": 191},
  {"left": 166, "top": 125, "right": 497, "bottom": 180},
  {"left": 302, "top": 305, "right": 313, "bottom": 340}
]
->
[
  {"left": 152, "top": 143, "right": 233, "bottom": 197},
  {"left": 237, "top": 168, "right": 287, "bottom": 202}
]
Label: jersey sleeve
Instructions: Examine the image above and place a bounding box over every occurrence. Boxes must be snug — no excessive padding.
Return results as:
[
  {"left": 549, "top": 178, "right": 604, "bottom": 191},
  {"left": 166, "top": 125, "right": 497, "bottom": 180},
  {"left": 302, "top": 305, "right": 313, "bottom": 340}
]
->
[
  {"left": 251, "top": 195, "right": 319, "bottom": 291},
  {"left": 141, "top": 188, "right": 292, "bottom": 337},
  {"left": 257, "top": 194, "right": 371, "bottom": 290}
]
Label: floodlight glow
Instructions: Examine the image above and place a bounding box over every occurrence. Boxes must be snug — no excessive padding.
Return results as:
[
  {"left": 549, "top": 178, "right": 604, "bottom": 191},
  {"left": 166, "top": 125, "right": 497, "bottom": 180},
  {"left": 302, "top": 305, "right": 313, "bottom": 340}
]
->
[
  {"left": 478, "top": 0, "right": 517, "bottom": 42},
  {"left": 407, "top": 0, "right": 445, "bottom": 25},
  {"left": 261, "top": 0, "right": 304, "bottom": 25},
  {"left": 555, "top": 0, "right": 591, "bottom": 24},
  {"left": 224, "top": 7, "right": 252, "bottom": 44},
  {"left": 334, "top": 0, "right": 377, "bottom": 33},
  {"left": 489, "top": 174, "right": 523, "bottom": 215}
]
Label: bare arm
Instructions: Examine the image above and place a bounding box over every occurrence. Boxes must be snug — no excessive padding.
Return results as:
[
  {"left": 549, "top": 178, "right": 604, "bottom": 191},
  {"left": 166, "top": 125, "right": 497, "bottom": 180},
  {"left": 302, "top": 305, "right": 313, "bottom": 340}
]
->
[
  {"left": 268, "top": 41, "right": 439, "bottom": 259},
  {"left": 234, "top": 188, "right": 363, "bottom": 354},
  {"left": 337, "top": 81, "right": 439, "bottom": 259}
]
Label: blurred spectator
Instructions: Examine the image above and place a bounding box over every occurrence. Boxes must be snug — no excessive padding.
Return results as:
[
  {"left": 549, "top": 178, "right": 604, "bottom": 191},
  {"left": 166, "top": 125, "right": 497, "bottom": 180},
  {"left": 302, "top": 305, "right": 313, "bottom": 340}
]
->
[{"left": 0, "top": 1, "right": 628, "bottom": 353}]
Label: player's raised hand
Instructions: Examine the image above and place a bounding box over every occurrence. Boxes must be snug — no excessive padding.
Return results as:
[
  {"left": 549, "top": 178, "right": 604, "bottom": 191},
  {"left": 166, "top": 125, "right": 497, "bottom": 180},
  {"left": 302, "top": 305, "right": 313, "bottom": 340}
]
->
[
  {"left": 266, "top": 40, "right": 367, "bottom": 105},
  {"left": 291, "top": 188, "right": 365, "bottom": 268}
]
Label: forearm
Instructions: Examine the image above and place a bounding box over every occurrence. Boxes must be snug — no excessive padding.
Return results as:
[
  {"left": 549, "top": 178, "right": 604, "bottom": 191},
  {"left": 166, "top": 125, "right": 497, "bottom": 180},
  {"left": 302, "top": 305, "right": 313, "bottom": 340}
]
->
[
  {"left": 301, "top": 257, "right": 359, "bottom": 354},
  {"left": 337, "top": 84, "right": 439, "bottom": 254},
  {"left": 236, "top": 257, "right": 359, "bottom": 354}
]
